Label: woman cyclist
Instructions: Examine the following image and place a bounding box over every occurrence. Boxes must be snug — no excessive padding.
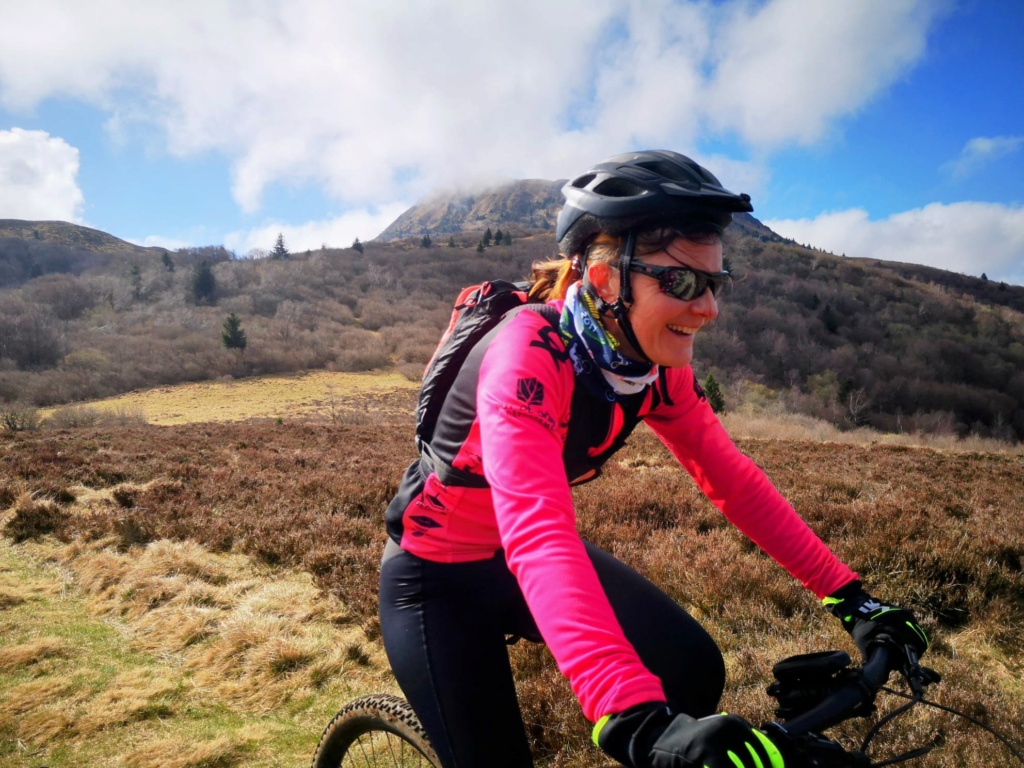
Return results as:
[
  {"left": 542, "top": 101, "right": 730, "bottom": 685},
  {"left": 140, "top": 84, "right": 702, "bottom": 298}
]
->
[{"left": 379, "top": 150, "right": 929, "bottom": 768}]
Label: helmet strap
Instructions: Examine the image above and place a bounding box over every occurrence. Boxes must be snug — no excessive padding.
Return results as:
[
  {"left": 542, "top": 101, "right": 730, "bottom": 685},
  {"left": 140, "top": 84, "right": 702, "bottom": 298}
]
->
[
  {"left": 618, "top": 229, "right": 636, "bottom": 304},
  {"left": 581, "top": 228, "right": 652, "bottom": 364},
  {"left": 606, "top": 297, "right": 651, "bottom": 364}
]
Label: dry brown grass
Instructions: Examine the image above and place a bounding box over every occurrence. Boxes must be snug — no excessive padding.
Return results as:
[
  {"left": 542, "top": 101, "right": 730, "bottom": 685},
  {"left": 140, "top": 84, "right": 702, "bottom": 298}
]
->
[
  {"left": 0, "top": 636, "right": 67, "bottom": 670},
  {"left": 722, "top": 406, "right": 1024, "bottom": 455},
  {"left": 75, "top": 667, "right": 180, "bottom": 733},
  {"left": 37, "top": 369, "right": 419, "bottom": 426},
  {"left": 121, "top": 725, "right": 270, "bottom": 768},
  {"left": 50, "top": 537, "right": 391, "bottom": 712},
  {"left": 0, "top": 530, "right": 396, "bottom": 767}
]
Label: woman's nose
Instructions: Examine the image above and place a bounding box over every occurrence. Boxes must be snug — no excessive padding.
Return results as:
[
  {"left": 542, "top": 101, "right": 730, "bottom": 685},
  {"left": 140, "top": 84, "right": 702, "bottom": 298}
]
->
[{"left": 691, "top": 288, "right": 718, "bottom": 319}]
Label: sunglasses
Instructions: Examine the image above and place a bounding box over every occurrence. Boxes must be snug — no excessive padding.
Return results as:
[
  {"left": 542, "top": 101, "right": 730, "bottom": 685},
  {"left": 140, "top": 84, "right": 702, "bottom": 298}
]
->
[{"left": 629, "top": 261, "right": 731, "bottom": 301}]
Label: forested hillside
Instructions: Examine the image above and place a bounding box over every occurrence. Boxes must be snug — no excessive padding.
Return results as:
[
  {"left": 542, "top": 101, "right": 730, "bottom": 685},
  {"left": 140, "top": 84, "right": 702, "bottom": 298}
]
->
[{"left": 1, "top": 218, "right": 1022, "bottom": 440}]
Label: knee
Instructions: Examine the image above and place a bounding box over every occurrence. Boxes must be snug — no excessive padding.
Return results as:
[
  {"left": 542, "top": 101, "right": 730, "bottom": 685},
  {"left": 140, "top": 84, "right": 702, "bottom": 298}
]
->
[{"left": 661, "top": 632, "right": 725, "bottom": 718}]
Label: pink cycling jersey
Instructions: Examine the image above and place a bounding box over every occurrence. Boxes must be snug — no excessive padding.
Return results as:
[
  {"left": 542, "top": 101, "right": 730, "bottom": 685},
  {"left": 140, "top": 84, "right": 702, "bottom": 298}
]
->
[{"left": 392, "top": 303, "right": 857, "bottom": 722}]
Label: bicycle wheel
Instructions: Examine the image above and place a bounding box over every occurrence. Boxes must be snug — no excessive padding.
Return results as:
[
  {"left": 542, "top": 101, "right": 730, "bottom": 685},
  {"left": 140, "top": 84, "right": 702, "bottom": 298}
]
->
[{"left": 312, "top": 693, "right": 442, "bottom": 768}]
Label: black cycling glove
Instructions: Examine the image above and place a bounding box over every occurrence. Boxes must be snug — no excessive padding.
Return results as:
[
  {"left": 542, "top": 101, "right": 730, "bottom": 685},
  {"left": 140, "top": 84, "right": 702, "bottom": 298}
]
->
[
  {"left": 824, "top": 580, "right": 929, "bottom": 659},
  {"left": 594, "top": 702, "right": 785, "bottom": 768}
]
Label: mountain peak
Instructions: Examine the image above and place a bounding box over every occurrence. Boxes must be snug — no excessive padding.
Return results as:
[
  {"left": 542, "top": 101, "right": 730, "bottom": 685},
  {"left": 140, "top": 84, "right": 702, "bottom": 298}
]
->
[
  {"left": 376, "top": 179, "right": 566, "bottom": 241},
  {"left": 375, "top": 179, "right": 781, "bottom": 243}
]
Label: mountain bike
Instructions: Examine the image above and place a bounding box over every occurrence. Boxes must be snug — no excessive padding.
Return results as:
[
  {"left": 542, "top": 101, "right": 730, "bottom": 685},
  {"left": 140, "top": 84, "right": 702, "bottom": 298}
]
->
[{"left": 310, "top": 640, "right": 1018, "bottom": 768}]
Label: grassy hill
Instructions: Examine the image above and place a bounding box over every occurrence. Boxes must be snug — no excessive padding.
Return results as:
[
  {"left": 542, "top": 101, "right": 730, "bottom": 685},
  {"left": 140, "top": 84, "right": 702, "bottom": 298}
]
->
[
  {"left": 1, "top": 208, "right": 1023, "bottom": 441},
  {"left": 0, "top": 220, "right": 165, "bottom": 258}
]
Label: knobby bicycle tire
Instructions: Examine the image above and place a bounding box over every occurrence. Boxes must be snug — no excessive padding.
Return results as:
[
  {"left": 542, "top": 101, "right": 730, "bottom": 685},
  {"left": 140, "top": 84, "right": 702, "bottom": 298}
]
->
[{"left": 311, "top": 693, "right": 442, "bottom": 768}]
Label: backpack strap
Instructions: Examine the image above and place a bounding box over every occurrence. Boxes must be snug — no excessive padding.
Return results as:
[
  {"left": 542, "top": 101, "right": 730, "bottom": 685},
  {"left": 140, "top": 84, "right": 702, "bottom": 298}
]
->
[
  {"left": 416, "top": 436, "right": 491, "bottom": 488},
  {"left": 417, "top": 302, "right": 562, "bottom": 488}
]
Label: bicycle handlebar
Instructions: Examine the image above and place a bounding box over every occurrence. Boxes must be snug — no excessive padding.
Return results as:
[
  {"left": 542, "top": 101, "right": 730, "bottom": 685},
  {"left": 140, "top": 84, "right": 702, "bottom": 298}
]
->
[
  {"left": 780, "top": 645, "right": 892, "bottom": 736},
  {"left": 759, "top": 641, "right": 943, "bottom": 768}
]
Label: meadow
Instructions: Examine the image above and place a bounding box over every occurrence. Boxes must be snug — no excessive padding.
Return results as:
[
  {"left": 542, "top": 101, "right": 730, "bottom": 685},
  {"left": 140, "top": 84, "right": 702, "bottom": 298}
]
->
[{"left": 1, "top": 375, "right": 1022, "bottom": 767}]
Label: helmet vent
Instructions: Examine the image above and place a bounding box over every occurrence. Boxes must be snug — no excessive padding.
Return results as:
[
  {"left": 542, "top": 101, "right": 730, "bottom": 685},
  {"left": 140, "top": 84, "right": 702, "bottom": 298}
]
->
[
  {"left": 635, "top": 160, "right": 701, "bottom": 187},
  {"left": 571, "top": 173, "right": 597, "bottom": 189},
  {"left": 592, "top": 177, "right": 647, "bottom": 198}
]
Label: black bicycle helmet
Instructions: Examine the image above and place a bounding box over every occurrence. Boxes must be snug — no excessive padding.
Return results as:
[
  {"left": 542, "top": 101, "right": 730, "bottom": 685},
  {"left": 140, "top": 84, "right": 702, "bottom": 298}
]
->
[{"left": 556, "top": 149, "right": 753, "bottom": 257}]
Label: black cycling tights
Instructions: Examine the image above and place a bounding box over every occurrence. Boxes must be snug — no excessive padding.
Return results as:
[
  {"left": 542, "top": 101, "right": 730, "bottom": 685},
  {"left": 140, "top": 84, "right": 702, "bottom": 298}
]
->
[{"left": 379, "top": 541, "right": 725, "bottom": 768}]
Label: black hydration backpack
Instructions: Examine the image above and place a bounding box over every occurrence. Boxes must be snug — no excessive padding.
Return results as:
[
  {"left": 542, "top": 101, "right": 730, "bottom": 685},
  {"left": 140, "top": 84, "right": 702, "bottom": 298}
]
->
[{"left": 415, "top": 279, "right": 560, "bottom": 454}]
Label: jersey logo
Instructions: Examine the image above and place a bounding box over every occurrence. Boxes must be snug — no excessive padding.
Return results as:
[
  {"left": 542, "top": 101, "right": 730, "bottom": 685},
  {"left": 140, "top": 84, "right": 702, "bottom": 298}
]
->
[
  {"left": 409, "top": 515, "right": 442, "bottom": 529},
  {"left": 516, "top": 377, "right": 545, "bottom": 406},
  {"left": 528, "top": 324, "right": 570, "bottom": 368}
]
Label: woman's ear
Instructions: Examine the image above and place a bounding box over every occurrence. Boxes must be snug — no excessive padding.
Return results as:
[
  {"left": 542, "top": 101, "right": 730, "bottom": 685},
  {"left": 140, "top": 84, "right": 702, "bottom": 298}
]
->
[{"left": 587, "top": 261, "right": 619, "bottom": 304}]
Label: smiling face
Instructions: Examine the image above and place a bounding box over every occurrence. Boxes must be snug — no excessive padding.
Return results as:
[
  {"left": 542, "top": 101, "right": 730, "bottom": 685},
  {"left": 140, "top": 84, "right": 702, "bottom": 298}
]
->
[{"left": 589, "top": 235, "right": 723, "bottom": 368}]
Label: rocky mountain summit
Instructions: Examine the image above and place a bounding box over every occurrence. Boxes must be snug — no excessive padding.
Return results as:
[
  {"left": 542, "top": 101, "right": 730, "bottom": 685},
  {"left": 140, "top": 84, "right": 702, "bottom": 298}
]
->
[
  {"left": 375, "top": 178, "right": 781, "bottom": 243},
  {"left": 376, "top": 179, "right": 565, "bottom": 240}
]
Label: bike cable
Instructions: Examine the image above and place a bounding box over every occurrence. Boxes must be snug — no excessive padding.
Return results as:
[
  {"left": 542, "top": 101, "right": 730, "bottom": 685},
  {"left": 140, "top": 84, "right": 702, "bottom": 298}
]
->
[
  {"left": 858, "top": 691, "right": 934, "bottom": 766},
  {"left": 871, "top": 685, "right": 1024, "bottom": 766}
]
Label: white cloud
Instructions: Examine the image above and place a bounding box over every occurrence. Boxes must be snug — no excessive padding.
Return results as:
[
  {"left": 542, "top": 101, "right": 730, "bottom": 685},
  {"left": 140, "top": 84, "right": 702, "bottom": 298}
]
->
[
  {"left": 222, "top": 204, "right": 409, "bottom": 256},
  {"left": 765, "top": 202, "right": 1024, "bottom": 286},
  {"left": 0, "top": 128, "right": 85, "bottom": 221},
  {"left": 707, "top": 0, "right": 945, "bottom": 147},
  {"left": 944, "top": 135, "right": 1024, "bottom": 179},
  {"left": 0, "top": 0, "right": 943, "bottom": 214},
  {"left": 135, "top": 235, "right": 191, "bottom": 251}
]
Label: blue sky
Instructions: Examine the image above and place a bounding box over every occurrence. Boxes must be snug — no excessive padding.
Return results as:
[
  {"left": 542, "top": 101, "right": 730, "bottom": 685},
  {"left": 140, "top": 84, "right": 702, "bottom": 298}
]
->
[{"left": 0, "top": 0, "right": 1021, "bottom": 283}]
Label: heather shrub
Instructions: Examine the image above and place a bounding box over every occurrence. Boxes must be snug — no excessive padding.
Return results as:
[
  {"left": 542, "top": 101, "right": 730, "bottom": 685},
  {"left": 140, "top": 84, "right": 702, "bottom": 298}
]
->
[
  {"left": 1, "top": 420, "right": 1021, "bottom": 765},
  {"left": 3, "top": 494, "right": 69, "bottom": 542}
]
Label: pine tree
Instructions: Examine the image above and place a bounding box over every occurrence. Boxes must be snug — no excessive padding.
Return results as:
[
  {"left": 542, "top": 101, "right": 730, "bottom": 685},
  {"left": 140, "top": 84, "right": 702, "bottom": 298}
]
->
[
  {"left": 494, "top": 228, "right": 504, "bottom": 245},
  {"left": 221, "top": 313, "right": 247, "bottom": 355},
  {"left": 447, "top": 236, "right": 456, "bottom": 248},
  {"left": 272, "top": 233, "right": 289, "bottom": 260},
  {"left": 161, "top": 252, "right": 175, "bottom": 272},
  {"left": 703, "top": 373, "right": 726, "bottom": 414},
  {"left": 128, "top": 263, "right": 143, "bottom": 300},
  {"left": 420, "top": 234, "right": 433, "bottom": 248},
  {"left": 189, "top": 261, "right": 217, "bottom": 304},
  {"left": 481, "top": 227, "right": 492, "bottom": 247},
  {"left": 820, "top": 304, "right": 840, "bottom": 334},
  {"left": 352, "top": 238, "right": 364, "bottom": 253}
]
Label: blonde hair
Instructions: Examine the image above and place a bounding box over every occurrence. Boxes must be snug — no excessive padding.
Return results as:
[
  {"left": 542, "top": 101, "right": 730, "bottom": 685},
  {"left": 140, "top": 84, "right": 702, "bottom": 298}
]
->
[
  {"left": 528, "top": 225, "right": 721, "bottom": 302},
  {"left": 527, "top": 257, "right": 580, "bottom": 301}
]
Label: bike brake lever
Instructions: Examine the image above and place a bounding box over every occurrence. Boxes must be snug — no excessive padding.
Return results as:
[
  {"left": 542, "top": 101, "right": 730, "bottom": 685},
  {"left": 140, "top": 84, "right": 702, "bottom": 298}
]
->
[{"left": 899, "top": 644, "right": 942, "bottom": 697}]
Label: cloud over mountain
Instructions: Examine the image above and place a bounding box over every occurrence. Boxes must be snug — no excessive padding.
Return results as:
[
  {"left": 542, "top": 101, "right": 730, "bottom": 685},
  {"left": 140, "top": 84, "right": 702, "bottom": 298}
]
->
[{"left": 0, "top": 1, "right": 944, "bottom": 214}]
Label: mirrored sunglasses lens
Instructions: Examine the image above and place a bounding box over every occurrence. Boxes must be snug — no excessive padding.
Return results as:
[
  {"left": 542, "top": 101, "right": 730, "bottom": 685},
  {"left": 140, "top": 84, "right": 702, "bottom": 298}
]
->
[{"left": 666, "top": 269, "right": 700, "bottom": 300}]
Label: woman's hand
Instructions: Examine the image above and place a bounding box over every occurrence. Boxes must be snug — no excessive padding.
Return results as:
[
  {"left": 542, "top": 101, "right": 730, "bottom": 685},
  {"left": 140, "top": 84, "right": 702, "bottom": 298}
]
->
[
  {"left": 824, "top": 581, "right": 929, "bottom": 660},
  {"left": 595, "top": 703, "right": 785, "bottom": 768}
]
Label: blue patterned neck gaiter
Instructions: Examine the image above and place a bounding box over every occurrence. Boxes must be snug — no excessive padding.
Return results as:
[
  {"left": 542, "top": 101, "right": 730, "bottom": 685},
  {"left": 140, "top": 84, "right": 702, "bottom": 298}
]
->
[{"left": 559, "top": 282, "right": 657, "bottom": 402}]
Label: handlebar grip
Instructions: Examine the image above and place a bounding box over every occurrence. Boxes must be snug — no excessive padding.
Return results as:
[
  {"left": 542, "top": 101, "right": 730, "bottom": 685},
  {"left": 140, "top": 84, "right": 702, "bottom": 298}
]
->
[{"left": 776, "top": 646, "right": 891, "bottom": 736}]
